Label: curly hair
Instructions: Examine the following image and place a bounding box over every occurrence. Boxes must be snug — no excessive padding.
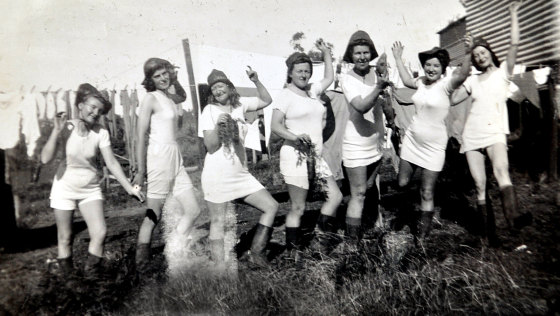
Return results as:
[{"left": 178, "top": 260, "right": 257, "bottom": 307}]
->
[{"left": 207, "top": 82, "right": 242, "bottom": 108}]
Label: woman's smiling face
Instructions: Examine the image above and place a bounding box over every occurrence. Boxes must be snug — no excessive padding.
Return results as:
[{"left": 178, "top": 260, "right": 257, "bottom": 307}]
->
[
  {"left": 210, "top": 82, "right": 232, "bottom": 105},
  {"left": 351, "top": 45, "right": 372, "bottom": 72},
  {"left": 289, "top": 62, "right": 312, "bottom": 89}
]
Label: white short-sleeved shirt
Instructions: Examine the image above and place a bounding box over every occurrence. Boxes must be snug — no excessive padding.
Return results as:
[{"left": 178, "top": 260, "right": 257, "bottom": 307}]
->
[
  {"left": 340, "top": 70, "right": 385, "bottom": 167},
  {"left": 272, "top": 83, "right": 325, "bottom": 153},
  {"left": 50, "top": 121, "right": 110, "bottom": 200},
  {"left": 199, "top": 97, "right": 265, "bottom": 203},
  {"left": 461, "top": 62, "right": 511, "bottom": 152}
]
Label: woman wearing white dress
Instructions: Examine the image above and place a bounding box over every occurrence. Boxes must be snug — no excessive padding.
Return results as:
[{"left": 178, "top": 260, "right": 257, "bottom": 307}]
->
[
  {"left": 199, "top": 68, "right": 278, "bottom": 266},
  {"left": 339, "top": 30, "right": 390, "bottom": 247},
  {"left": 391, "top": 43, "right": 470, "bottom": 238},
  {"left": 271, "top": 40, "right": 343, "bottom": 256},
  {"left": 452, "top": 1, "right": 531, "bottom": 243}
]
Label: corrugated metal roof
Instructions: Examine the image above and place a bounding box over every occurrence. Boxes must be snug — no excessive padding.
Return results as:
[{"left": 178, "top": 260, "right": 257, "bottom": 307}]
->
[{"left": 464, "top": 0, "right": 560, "bottom": 66}]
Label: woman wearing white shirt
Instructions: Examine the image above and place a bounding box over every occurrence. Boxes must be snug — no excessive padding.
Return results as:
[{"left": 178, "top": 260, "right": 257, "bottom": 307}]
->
[{"left": 452, "top": 1, "right": 531, "bottom": 243}]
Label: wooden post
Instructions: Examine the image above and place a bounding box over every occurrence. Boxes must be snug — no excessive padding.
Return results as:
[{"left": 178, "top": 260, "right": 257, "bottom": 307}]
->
[
  {"left": 182, "top": 39, "right": 206, "bottom": 167},
  {"left": 548, "top": 63, "right": 559, "bottom": 181}
]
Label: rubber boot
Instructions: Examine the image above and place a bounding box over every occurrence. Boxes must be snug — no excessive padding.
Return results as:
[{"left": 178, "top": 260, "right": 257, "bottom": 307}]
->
[
  {"left": 245, "top": 224, "right": 273, "bottom": 267},
  {"left": 500, "top": 185, "right": 532, "bottom": 230},
  {"left": 416, "top": 209, "right": 434, "bottom": 240},
  {"left": 84, "top": 253, "right": 104, "bottom": 280},
  {"left": 57, "top": 257, "right": 74, "bottom": 275},
  {"left": 315, "top": 214, "right": 339, "bottom": 256},
  {"left": 345, "top": 221, "right": 363, "bottom": 252},
  {"left": 285, "top": 226, "right": 303, "bottom": 265},
  {"left": 478, "top": 202, "right": 500, "bottom": 247},
  {"left": 135, "top": 243, "right": 151, "bottom": 272}
]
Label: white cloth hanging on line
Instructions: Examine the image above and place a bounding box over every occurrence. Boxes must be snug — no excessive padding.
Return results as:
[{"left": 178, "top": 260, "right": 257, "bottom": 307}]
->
[{"left": 45, "top": 91, "right": 56, "bottom": 119}]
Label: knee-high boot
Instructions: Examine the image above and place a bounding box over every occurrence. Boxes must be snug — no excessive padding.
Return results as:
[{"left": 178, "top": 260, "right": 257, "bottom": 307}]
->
[
  {"left": 316, "top": 214, "right": 339, "bottom": 255},
  {"left": 416, "top": 208, "right": 434, "bottom": 240},
  {"left": 345, "top": 217, "right": 363, "bottom": 252},
  {"left": 246, "top": 223, "right": 273, "bottom": 267},
  {"left": 500, "top": 185, "right": 532, "bottom": 230},
  {"left": 478, "top": 201, "right": 500, "bottom": 247},
  {"left": 135, "top": 243, "right": 151, "bottom": 272}
]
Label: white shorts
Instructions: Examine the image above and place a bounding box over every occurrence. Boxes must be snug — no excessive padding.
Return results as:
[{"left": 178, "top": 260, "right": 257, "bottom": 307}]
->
[
  {"left": 279, "top": 145, "right": 333, "bottom": 190},
  {"left": 50, "top": 192, "right": 104, "bottom": 211},
  {"left": 147, "top": 142, "right": 194, "bottom": 199}
]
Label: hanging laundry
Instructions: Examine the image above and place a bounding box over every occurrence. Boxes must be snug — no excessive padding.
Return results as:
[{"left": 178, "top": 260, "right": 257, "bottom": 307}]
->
[
  {"left": 323, "top": 90, "right": 350, "bottom": 181},
  {"left": 55, "top": 89, "right": 67, "bottom": 114},
  {"left": 129, "top": 89, "right": 139, "bottom": 117},
  {"left": 512, "top": 72, "right": 540, "bottom": 109},
  {"left": 45, "top": 91, "right": 56, "bottom": 119},
  {"left": 0, "top": 92, "right": 22, "bottom": 150},
  {"left": 20, "top": 92, "right": 40, "bottom": 157},
  {"left": 68, "top": 90, "right": 77, "bottom": 119},
  {"left": 114, "top": 89, "right": 123, "bottom": 116},
  {"left": 35, "top": 92, "right": 46, "bottom": 119}
]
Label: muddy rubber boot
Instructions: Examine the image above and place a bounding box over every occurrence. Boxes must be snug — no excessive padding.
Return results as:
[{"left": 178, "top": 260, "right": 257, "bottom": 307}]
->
[
  {"left": 245, "top": 224, "right": 273, "bottom": 268},
  {"left": 84, "top": 253, "right": 104, "bottom": 280},
  {"left": 416, "top": 210, "right": 434, "bottom": 240},
  {"left": 135, "top": 243, "right": 151, "bottom": 272},
  {"left": 315, "top": 214, "right": 339, "bottom": 256},
  {"left": 500, "top": 185, "right": 532, "bottom": 230},
  {"left": 345, "top": 223, "right": 363, "bottom": 252}
]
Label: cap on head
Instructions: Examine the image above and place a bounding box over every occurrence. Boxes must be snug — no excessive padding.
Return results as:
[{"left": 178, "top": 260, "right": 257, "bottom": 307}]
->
[
  {"left": 343, "top": 30, "right": 378, "bottom": 63},
  {"left": 207, "top": 69, "right": 233, "bottom": 88}
]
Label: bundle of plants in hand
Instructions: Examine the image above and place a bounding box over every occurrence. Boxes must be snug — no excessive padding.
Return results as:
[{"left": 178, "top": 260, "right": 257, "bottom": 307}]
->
[
  {"left": 218, "top": 114, "right": 240, "bottom": 160},
  {"left": 295, "top": 140, "right": 328, "bottom": 200}
]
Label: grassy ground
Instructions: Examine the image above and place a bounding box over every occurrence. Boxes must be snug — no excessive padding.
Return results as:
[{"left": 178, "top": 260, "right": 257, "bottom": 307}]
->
[{"left": 1, "top": 116, "right": 560, "bottom": 315}]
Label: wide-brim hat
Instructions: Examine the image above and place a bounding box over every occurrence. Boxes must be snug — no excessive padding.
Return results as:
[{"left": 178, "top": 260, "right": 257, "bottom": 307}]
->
[
  {"left": 207, "top": 69, "right": 233, "bottom": 88},
  {"left": 418, "top": 47, "right": 450, "bottom": 70},
  {"left": 76, "top": 83, "right": 112, "bottom": 114},
  {"left": 343, "top": 30, "right": 378, "bottom": 63}
]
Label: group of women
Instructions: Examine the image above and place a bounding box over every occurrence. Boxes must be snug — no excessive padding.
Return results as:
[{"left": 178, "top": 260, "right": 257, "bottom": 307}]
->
[{"left": 43, "top": 0, "right": 531, "bottom": 279}]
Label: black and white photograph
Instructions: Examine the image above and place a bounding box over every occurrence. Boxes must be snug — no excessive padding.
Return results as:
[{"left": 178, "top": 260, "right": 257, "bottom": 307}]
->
[{"left": 1, "top": 0, "right": 559, "bottom": 314}]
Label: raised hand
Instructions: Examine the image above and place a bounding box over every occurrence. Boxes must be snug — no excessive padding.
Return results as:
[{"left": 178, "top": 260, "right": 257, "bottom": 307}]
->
[
  {"left": 377, "top": 70, "right": 391, "bottom": 89},
  {"left": 509, "top": 0, "right": 523, "bottom": 13},
  {"left": 463, "top": 33, "right": 474, "bottom": 51},
  {"left": 392, "top": 41, "right": 404, "bottom": 59},
  {"left": 315, "top": 38, "right": 330, "bottom": 54},
  {"left": 53, "top": 112, "right": 67, "bottom": 133},
  {"left": 246, "top": 66, "right": 259, "bottom": 82}
]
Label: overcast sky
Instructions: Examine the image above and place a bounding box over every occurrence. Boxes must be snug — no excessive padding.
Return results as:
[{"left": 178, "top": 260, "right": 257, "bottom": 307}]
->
[{"left": 0, "top": 0, "right": 465, "bottom": 91}]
